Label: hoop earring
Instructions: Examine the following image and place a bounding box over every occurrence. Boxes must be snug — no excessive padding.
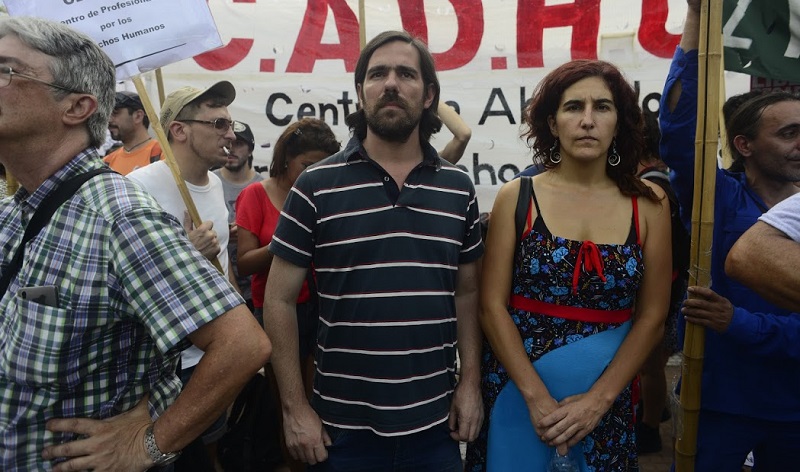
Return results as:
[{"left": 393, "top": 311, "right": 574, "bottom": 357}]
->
[
  {"left": 549, "top": 139, "right": 562, "bottom": 164},
  {"left": 607, "top": 139, "right": 621, "bottom": 167}
]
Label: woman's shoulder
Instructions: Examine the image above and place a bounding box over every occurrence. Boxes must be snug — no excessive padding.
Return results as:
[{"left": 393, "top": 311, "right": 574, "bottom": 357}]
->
[
  {"left": 493, "top": 177, "right": 524, "bottom": 205},
  {"left": 636, "top": 179, "right": 671, "bottom": 243}
]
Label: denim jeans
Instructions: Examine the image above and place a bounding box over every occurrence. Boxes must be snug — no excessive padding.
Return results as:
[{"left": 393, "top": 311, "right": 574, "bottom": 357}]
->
[{"left": 308, "top": 422, "right": 462, "bottom": 472}]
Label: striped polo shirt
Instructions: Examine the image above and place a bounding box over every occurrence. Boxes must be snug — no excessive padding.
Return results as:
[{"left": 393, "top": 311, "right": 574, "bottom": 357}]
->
[{"left": 270, "top": 136, "right": 484, "bottom": 436}]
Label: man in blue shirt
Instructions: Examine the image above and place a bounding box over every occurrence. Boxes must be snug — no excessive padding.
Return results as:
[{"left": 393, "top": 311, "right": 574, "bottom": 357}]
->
[{"left": 659, "top": 1, "right": 800, "bottom": 469}]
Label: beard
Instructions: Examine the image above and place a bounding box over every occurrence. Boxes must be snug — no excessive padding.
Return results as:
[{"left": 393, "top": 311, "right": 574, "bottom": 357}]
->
[
  {"left": 364, "top": 92, "right": 423, "bottom": 143},
  {"left": 225, "top": 155, "right": 248, "bottom": 172},
  {"left": 108, "top": 127, "right": 122, "bottom": 141}
]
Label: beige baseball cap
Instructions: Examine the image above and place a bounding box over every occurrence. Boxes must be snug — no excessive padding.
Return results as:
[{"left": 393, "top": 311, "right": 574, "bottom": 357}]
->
[{"left": 159, "top": 81, "right": 236, "bottom": 133}]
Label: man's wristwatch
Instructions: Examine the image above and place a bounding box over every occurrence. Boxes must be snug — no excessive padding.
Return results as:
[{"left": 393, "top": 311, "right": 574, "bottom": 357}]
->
[{"left": 144, "top": 424, "right": 181, "bottom": 466}]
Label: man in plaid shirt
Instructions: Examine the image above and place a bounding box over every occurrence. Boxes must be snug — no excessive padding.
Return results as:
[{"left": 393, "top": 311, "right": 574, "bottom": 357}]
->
[{"left": 0, "top": 17, "right": 271, "bottom": 471}]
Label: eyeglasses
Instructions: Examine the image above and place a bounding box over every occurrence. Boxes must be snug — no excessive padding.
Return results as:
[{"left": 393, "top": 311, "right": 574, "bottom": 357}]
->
[
  {"left": 0, "top": 65, "right": 83, "bottom": 94},
  {"left": 179, "top": 118, "right": 236, "bottom": 132}
]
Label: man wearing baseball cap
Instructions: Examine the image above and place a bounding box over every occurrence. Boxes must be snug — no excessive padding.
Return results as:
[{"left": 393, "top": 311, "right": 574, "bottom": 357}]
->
[
  {"left": 213, "top": 121, "right": 264, "bottom": 311},
  {"left": 128, "top": 80, "right": 240, "bottom": 467},
  {"left": 104, "top": 91, "right": 162, "bottom": 175}
]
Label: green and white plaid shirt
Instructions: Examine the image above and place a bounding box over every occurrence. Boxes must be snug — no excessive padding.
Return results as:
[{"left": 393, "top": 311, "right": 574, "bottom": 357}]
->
[{"left": 0, "top": 150, "right": 243, "bottom": 470}]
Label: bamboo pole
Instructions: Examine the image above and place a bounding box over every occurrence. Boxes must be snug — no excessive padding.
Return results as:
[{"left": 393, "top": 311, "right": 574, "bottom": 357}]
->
[
  {"left": 132, "top": 76, "right": 223, "bottom": 274},
  {"left": 675, "top": 0, "right": 723, "bottom": 470}
]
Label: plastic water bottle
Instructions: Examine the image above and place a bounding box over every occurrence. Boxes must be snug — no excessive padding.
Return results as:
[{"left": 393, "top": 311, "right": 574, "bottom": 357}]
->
[{"left": 546, "top": 450, "right": 579, "bottom": 472}]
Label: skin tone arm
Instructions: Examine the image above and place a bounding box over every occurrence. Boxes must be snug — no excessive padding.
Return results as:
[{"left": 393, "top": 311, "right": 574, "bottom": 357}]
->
[
  {"left": 726, "top": 221, "right": 800, "bottom": 313},
  {"left": 478, "top": 179, "right": 568, "bottom": 452},
  {"left": 539, "top": 182, "right": 672, "bottom": 449},
  {"left": 448, "top": 260, "right": 484, "bottom": 442},
  {"left": 437, "top": 102, "right": 472, "bottom": 165},
  {"left": 666, "top": 0, "right": 701, "bottom": 113},
  {"left": 263, "top": 256, "right": 330, "bottom": 465},
  {"left": 42, "top": 305, "right": 271, "bottom": 472},
  {"left": 237, "top": 226, "right": 275, "bottom": 277}
]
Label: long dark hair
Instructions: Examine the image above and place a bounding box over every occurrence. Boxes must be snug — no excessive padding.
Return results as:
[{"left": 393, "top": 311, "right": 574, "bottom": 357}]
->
[
  {"left": 522, "top": 60, "right": 658, "bottom": 202},
  {"left": 345, "top": 30, "right": 442, "bottom": 145}
]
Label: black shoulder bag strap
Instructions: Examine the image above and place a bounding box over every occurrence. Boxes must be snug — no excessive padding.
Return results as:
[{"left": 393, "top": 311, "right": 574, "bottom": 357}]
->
[
  {"left": 510, "top": 176, "right": 532, "bottom": 265},
  {"left": 514, "top": 176, "right": 532, "bottom": 242},
  {"left": 0, "top": 167, "right": 115, "bottom": 296}
]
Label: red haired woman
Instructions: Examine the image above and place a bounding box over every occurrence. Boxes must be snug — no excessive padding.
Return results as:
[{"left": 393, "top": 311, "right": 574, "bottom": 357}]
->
[{"left": 466, "top": 60, "right": 672, "bottom": 471}]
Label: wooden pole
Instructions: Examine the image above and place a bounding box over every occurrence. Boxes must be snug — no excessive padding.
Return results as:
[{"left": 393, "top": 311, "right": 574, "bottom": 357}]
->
[
  {"left": 358, "top": 0, "right": 366, "bottom": 49},
  {"left": 675, "top": 1, "right": 723, "bottom": 470},
  {"left": 132, "top": 76, "right": 223, "bottom": 274},
  {"left": 155, "top": 68, "right": 166, "bottom": 106}
]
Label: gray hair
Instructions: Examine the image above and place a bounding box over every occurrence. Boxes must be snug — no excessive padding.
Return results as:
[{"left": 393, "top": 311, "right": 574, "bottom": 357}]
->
[{"left": 0, "top": 17, "right": 115, "bottom": 149}]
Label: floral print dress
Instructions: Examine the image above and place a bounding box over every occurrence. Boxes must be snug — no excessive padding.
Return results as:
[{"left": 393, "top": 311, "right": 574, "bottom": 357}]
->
[{"left": 465, "top": 185, "right": 644, "bottom": 472}]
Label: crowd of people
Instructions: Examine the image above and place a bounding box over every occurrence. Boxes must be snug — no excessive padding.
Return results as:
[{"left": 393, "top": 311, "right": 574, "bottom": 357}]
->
[{"left": 1, "top": 0, "right": 798, "bottom": 470}]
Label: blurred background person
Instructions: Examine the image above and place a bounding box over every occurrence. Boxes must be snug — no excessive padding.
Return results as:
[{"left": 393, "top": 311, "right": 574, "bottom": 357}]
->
[
  {"left": 235, "top": 117, "right": 340, "bottom": 472},
  {"left": 635, "top": 109, "right": 690, "bottom": 454},
  {"left": 436, "top": 101, "right": 471, "bottom": 164},
  {"left": 104, "top": 91, "right": 161, "bottom": 174},
  {"left": 214, "top": 120, "right": 263, "bottom": 311}
]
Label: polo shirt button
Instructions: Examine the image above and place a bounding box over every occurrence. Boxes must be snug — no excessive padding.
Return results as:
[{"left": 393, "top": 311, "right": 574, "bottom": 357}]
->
[{"left": 384, "top": 177, "right": 390, "bottom": 182}]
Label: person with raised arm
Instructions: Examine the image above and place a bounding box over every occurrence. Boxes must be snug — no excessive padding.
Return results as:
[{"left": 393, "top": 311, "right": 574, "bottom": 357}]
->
[{"left": 660, "top": 0, "right": 800, "bottom": 468}]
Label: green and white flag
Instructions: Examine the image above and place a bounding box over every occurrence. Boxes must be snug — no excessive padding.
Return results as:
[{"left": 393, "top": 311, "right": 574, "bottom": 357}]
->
[{"left": 724, "top": 0, "right": 800, "bottom": 82}]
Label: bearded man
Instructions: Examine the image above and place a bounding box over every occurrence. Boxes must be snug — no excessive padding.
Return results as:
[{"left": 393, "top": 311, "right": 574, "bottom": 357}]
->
[{"left": 263, "top": 30, "right": 484, "bottom": 472}]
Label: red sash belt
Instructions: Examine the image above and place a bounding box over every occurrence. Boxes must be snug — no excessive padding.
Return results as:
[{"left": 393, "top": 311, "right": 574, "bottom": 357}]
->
[{"left": 509, "top": 295, "right": 632, "bottom": 323}]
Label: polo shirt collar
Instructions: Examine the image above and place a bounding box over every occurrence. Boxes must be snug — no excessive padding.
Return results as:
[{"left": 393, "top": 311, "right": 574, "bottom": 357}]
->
[
  {"left": 344, "top": 136, "right": 442, "bottom": 170},
  {"left": 15, "top": 148, "right": 102, "bottom": 213}
]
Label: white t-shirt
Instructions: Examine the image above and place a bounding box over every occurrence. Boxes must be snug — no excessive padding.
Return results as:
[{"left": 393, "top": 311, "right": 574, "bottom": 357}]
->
[
  {"left": 759, "top": 193, "right": 800, "bottom": 242},
  {"left": 128, "top": 161, "right": 230, "bottom": 369}
]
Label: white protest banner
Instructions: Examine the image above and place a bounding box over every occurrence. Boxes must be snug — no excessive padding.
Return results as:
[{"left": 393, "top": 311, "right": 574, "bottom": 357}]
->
[
  {"left": 4, "top": 0, "right": 227, "bottom": 271},
  {"left": 153, "top": 0, "right": 750, "bottom": 208},
  {"left": 5, "top": 0, "right": 221, "bottom": 80}
]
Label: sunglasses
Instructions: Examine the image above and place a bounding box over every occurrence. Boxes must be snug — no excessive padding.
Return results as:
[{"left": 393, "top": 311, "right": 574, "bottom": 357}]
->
[{"left": 180, "top": 118, "right": 236, "bottom": 132}]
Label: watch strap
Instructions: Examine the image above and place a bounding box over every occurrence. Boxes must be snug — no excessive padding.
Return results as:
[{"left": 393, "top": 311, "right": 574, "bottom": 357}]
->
[{"left": 144, "top": 424, "right": 181, "bottom": 466}]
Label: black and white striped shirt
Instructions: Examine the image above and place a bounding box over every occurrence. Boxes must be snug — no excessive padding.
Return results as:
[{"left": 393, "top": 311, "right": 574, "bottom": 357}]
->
[{"left": 270, "top": 137, "right": 483, "bottom": 436}]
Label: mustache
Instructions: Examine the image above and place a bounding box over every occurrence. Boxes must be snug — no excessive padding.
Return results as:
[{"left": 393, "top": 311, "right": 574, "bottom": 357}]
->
[{"left": 377, "top": 92, "right": 406, "bottom": 109}]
